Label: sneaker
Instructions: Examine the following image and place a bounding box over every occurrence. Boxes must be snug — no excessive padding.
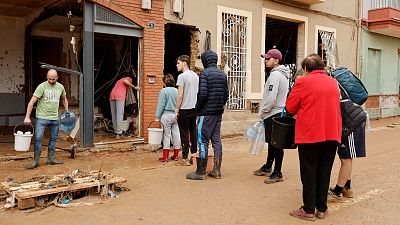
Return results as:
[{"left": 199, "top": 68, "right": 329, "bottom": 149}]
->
[
  {"left": 176, "top": 158, "right": 191, "bottom": 166},
  {"left": 327, "top": 188, "right": 343, "bottom": 202},
  {"left": 253, "top": 164, "right": 272, "bottom": 176},
  {"left": 289, "top": 207, "right": 315, "bottom": 221},
  {"left": 315, "top": 210, "right": 328, "bottom": 219},
  {"left": 264, "top": 171, "right": 284, "bottom": 184},
  {"left": 342, "top": 187, "right": 354, "bottom": 198}
]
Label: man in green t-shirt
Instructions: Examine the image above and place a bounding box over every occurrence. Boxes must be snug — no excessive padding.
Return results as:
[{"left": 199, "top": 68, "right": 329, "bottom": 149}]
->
[{"left": 24, "top": 69, "right": 68, "bottom": 169}]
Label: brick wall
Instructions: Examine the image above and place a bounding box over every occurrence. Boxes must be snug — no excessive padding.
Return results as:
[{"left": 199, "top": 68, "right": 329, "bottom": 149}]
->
[{"left": 90, "top": 0, "right": 164, "bottom": 141}]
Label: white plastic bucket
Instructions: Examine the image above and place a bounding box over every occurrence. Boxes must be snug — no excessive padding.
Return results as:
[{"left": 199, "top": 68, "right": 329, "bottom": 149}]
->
[
  {"left": 121, "top": 120, "right": 131, "bottom": 132},
  {"left": 148, "top": 121, "right": 163, "bottom": 145},
  {"left": 14, "top": 122, "right": 34, "bottom": 152}
]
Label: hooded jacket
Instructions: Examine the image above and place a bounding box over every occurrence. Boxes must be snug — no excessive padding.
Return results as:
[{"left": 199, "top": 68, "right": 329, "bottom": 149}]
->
[
  {"left": 196, "top": 50, "right": 229, "bottom": 116},
  {"left": 259, "top": 65, "right": 290, "bottom": 119}
]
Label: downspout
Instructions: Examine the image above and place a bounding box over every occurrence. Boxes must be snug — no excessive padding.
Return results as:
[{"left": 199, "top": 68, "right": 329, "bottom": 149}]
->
[{"left": 356, "top": 0, "right": 362, "bottom": 78}]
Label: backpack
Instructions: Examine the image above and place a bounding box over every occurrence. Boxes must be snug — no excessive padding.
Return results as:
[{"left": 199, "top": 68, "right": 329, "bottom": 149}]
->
[
  {"left": 330, "top": 67, "right": 369, "bottom": 105},
  {"left": 340, "top": 99, "right": 367, "bottom": 137}
]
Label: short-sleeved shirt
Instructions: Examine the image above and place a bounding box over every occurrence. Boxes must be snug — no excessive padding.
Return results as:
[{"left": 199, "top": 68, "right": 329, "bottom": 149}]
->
[
  {"left": 176, "top": 70, "right": 199, "bottom": 109},
  {"left": 109, "top": 77, "right": 132, "bottom": 101},
  {"left": 33, "top": 81, "right": 66, "bottom": 120}
]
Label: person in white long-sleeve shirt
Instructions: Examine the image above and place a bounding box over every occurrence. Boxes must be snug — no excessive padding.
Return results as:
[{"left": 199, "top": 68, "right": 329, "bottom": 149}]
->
[{"left": 253, "top": 48, "right": 290, "bottom": 184}]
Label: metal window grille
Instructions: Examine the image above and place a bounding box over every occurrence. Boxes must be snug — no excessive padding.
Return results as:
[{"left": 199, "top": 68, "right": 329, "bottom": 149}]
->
[
  {"left": 221, "top": 13, "right": 248, "bottom": 110},
  {"left": 371, "top": 0, "right": 400, "bottom": 10},
  {"left": 318, "top": 30, "right": 338, "bottom": 69},
  {"left": 94, "top": 4, "right": 139, "bottom": 28}
]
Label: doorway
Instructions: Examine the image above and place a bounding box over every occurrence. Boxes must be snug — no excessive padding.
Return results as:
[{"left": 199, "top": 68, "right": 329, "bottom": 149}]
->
[
  {"left": 93, "top": 33, "right": 140, "bottom": 137},
  {"left": 164, "top": 23, "right": 191, "bottom": 81},
  {"left": 265, "top": 17, "right": 298, "bottom": 80},
  {"left": 30, "top": 36, "right": 62, "bottom": 96}
]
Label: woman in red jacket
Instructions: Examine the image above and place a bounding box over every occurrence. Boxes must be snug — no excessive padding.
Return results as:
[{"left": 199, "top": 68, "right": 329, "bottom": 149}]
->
[{"left": 286, "top": 54, "right": 341, "bottom": 221}]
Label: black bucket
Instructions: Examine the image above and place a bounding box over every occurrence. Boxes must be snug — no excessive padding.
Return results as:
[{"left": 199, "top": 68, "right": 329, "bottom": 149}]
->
[{"left": 271, "top": 116, "right": 297, "bottom": 149}]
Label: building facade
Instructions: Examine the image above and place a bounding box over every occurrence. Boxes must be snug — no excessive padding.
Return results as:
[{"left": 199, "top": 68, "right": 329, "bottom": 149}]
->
[
  {"left": 362, "top": 0, "right": 400, "bottom": 118},
  {"left": 0, "top": 0, "right": 164, "bottom": 147},
  {"left": 164, "top": 0, "right": 359, "bottom": 112}
]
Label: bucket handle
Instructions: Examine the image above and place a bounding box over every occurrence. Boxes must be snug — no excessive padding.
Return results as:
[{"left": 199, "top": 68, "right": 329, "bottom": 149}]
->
[
  {"left": 14, "top": 121, "right": 35, "bottom": 135},
  {"left": 280, "top": 107, "right": 287, "bottom": 117},
  {"left": 148, "top": 121, "right": 163, "bottom": 129}
]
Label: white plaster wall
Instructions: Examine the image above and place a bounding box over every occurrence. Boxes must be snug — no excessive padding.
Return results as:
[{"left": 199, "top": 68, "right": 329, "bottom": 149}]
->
[{"left": 0, "top": 16, "right": 25, "bottom": 93}]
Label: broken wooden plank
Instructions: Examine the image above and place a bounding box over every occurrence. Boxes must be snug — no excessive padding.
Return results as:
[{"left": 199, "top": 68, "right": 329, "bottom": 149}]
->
[
  {"left": 18, "top": 198, "right": 36, "bottom": 210},
  {"left": 16, "top": 177, "right": 126, "bottom": 200}
]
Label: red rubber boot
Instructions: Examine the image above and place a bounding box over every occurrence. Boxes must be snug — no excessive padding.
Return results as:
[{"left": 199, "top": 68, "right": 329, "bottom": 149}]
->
[
  {"left": 159, "top": 149, "right": 169, "bottom": 162},
  {"left": 170, "top": 149, "right": 179, "bottom": 161}
]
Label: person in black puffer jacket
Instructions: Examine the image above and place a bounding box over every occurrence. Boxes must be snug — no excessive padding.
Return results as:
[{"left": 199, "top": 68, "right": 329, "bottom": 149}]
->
[{"left": 186, "top": 50, "right": 229, "bottom": 180}]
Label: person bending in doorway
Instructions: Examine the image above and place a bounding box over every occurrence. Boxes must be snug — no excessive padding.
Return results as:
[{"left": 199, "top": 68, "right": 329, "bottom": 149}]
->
[{"left": 109, "top": 70, "right": 140, "bottom": 139}]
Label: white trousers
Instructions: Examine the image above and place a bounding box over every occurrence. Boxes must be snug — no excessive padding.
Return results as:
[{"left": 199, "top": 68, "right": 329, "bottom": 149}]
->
[{"left": 160, "top": 113, "right": 181, "bottom": 149}]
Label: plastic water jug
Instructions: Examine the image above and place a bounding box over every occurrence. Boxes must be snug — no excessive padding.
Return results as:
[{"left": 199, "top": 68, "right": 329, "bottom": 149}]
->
[{"left": 60, "top": 111, "right": 76, "bottom": 132}]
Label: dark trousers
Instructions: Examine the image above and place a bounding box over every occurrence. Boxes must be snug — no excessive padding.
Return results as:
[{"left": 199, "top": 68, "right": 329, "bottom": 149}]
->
[
  {"left": 266, "top": 144, "right": 284, "bottom": 172},
  {"left": 177, "top": 108, "right": 197, "bottom": 159},
  {"left": 263, "top": 114, "right": 284, "bottom": 172},
  {"left": 197, "top": 115, "right": 223, "bottom": 159},
  {"left": 298, "top": 141, "right": 338, "bottom": 214}
]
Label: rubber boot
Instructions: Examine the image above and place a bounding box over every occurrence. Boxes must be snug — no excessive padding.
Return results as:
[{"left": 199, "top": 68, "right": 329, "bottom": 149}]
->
[
  {"left": 170, "top": 149, "right": 179, "bottom": 161},
  {"left": 46, "top": 150, "right": 63, "bottom": 165},
  {"left": 26, "top": 151, "right": 41, "bottom": 169},
  {"left": 159, "top": 149, "right": 169, "bottom": 162},
  {"left": 208, "top": 157, "right": 222, "bottom": 179},
  {"left": 186, "top": 157, "right": 207, "bottom": 180}
]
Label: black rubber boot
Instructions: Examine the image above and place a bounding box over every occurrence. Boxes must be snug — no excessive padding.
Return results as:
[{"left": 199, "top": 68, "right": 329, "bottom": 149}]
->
[
  {"left": 26, "top": 151, "right": 41, "bottom": 169},
  {"left": 186, "top": 157, "right": 207, "bottom": 180},
  {"left": 46, "top": 150, "right": 63, "bottom": 165},
  {"left": 208, "top": 158, "right": 222, "bottom": 179}
]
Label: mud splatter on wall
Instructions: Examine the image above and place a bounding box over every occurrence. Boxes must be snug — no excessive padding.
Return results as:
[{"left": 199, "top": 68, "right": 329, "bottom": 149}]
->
[{"left": 0, "top": 16, "right": 25, "bottom": 94}]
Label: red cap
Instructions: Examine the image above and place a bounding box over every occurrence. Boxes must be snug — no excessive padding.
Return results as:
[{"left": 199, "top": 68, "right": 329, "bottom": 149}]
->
[{"left": 261, "top": 48, "right": 282, "bottom": 61}]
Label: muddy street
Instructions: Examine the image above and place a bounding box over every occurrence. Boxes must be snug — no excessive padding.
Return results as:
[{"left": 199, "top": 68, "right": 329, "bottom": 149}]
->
[{"left": 0, "top": 118, "right": 399, "bottom": 225}]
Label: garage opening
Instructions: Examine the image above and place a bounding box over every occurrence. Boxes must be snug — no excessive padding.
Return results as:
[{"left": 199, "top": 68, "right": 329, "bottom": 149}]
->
[{"left": 93, "top": 33, "right": 140, "bottom": 137}]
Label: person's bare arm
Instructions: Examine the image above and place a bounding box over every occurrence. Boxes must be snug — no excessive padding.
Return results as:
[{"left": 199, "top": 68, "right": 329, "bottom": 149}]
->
[
  {"left": 175, "top": 85, "right": 184, "bottom": 118},
  {"left": 124, "top": 79, "right": 140, "bottom": 90},
  {"left": 62, "top": 96, "right": 69, "bottom": 111},
  {"left": 24, "top": 96, "right": 38, "bottom": 125}
]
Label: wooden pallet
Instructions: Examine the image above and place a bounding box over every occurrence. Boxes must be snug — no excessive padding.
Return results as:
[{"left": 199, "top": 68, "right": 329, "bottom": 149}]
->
[{"left": 1, "top": 171, "right": 126, "bottom": 209}]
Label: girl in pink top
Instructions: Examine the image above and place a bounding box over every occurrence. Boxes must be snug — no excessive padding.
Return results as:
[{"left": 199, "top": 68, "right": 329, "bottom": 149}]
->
[{"left": 109, "top": 72, "right": 139, "bottom": 138}]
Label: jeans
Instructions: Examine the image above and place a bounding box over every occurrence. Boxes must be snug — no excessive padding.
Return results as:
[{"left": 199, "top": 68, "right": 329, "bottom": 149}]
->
[{"left": 34, "top": 118, "right": 60, "bottom": 153}]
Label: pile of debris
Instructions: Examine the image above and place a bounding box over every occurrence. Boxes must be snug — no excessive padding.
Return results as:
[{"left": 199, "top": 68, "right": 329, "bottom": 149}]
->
[{"left": 1, "top": 170, "right": 127, "bottom": 209}]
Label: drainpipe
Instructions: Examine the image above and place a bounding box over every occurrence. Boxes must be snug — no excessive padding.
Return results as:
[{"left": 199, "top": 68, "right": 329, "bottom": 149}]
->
[{"left": 356, "top": 0, "right": 362, "bottom": 78}]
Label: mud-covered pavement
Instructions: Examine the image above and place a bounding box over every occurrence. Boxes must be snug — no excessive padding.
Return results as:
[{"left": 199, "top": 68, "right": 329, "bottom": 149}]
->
[{"left": 0, "top": 117, "right": 399, "bottom": 225}]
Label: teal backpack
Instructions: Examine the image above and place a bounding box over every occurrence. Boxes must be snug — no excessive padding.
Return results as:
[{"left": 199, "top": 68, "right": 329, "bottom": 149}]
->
[{"left": 330, "top": 67, "right": 369, "bottom": 105}]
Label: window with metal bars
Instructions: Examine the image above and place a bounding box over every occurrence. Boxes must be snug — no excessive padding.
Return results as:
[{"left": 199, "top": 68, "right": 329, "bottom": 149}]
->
[{"left": 221, "top": 13, "right": 248, "bottom": 110}]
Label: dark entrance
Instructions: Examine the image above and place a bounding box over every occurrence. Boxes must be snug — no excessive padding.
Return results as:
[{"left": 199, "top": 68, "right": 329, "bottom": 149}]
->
[
  {"left": 164, "top": 23, "right": 191, "bottom": 80},
  {"left": 30, "top": 37, "right": 62, "bottom": 95},
  {"left": 93, "top": 33, "right": 139, "bottom": 131},
  {"left": 264, "top": 17, "right": 298, "bottom": 80}
]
